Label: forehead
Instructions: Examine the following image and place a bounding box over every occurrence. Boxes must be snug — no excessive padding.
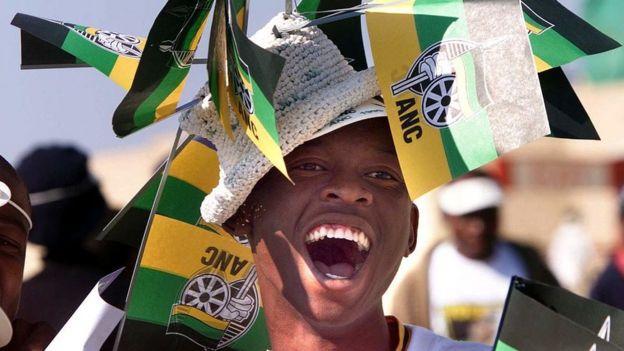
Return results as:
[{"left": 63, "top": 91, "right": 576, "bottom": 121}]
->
[{"left": 290, "top": 118, "right": 397, "bottom": 157}]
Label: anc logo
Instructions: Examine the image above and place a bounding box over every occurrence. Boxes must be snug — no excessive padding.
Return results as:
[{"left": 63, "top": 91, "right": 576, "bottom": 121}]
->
[
  {"left": 167, "top": 266, "right": 259, "bottom": 350},
  {"left": 52, "top": 19, "right": 143, "bottom": 58},
  {"left": 390, "top": 39, "right": 489, "bottom": 129}
]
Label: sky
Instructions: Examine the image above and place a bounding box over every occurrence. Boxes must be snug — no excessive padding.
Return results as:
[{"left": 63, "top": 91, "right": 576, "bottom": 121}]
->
[{"left": 1, "top": 0, "right": 283, "bottom": 164}]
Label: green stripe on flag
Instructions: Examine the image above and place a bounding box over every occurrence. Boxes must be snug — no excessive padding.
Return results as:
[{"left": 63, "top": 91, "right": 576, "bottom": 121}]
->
[
  {"left": 126, "top": 268, "right": 187, "bottom": 326},
  {"left": 413, "top": 1, "right": 497, "bottom": 178},
  {"left": 249, "top": 77, "right": 279, "bottom": 143},
  {"left": 61, "top": 30, "right": 118, "bottom": 75},
  {"left": 133, "top": 67, "right": 187, "bottom": 128},
  {"left": 528, "top": 29, "right": 585, "bottom": 68},
  {"left": 441, "top": 54, "right": 497, "bottom": 177},
  {"left": 494, "top": 340, "right": 518, "bottom": 351},
  {"left": 297, "top": 0, "right": 321, "bottom": 19},
  {"left": 157, "top": 176, "right": 205, "bottom": 225}
]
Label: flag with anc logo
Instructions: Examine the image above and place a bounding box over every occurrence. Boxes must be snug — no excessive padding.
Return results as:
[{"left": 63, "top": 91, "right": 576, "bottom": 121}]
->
[
  {"left": 112, "top": 136, "right": 270, "bottom": 350},
  {"left": 11, "top": 13, "right": 146, "bottom": 90},
  {"left": 224, "top": 0, "right": 289, "bottom": 179},
  {"left": 521, "top": 0, "right": 620, "bottom": 73},
  {"left": 494, "top": 276, "right": 624, "bottom": 351},
  {"left": 112, "top": 0, "right": 213, "bottom": 137},
  {"left": 366, "top": 0, "right": 548, "bottom": 200},
  {"left": 206, "top": 0, "right": 288, "bottom": 178}
]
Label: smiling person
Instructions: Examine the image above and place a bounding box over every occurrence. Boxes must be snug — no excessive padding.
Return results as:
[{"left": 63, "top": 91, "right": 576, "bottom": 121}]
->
[
  {"left": 0, "top": 156, "right": 55, "bottom": 350},
  {"left": 388, "top": 171, "right": 558, "bottom": 344},
  {"left": 181, "top": 12, "right": 488, "bottom": 351}
]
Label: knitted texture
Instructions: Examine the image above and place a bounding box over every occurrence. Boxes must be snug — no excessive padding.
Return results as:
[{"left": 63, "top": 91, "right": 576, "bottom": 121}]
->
[{"left": 180, "top": 12, "right": 380, "bottom": 224}]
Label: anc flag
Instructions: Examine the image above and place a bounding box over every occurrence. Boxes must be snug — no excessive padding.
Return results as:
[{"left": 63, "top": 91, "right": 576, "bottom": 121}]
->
[
  {"left": 118, "top": 217, "right": 270, "bottom": 351},
  {"left": 112, "top": 0, "right": 213, "bottom": 137},
  {"left": 208, "top": 0, "right": 233, "bottom": 139},
  {"left": 11, "top": 14, "right": 146, "bottom": 90},
  {"left": 495, "top": 277, "right": 624, "bottom": 351},
  {"left": 112, "top": 136, "right": 270, "bottom": 350},
  {"left": 521, "top": 0, "right": 621, "bottom": 73},
  {"left": 224, "top": 0, "right": 289, "bottom": 179},
  {"left": 366, "top": 0, "right": 548, "bottom": 200}
]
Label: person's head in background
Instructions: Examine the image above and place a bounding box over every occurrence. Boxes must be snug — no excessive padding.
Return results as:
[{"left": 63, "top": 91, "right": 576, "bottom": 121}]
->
[
  {"left": 16, "top": 145, "right": 108, "bottom": 264},
  {"left": 0, "top": 155, "right": 31, "bottom": 322},
  {"left": 438, "top": 171, "right": 503, "bottom": 260}
]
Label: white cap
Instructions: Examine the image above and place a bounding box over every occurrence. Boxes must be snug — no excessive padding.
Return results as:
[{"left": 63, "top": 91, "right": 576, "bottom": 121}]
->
[{"left": 438, "top": 177, "right": 503, "bottom": 216}]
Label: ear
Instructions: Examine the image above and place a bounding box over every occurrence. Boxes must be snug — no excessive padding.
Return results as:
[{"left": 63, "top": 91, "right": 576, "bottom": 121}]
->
[{"left": 404, "top": 204, "right": 419, "bottom": 257}]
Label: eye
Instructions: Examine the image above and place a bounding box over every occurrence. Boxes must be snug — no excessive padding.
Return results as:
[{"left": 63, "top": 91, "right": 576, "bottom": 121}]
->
[
  {"left": 0, "top": 236, "right": 22, "bottom": 256},
  {"left": 366, "top": 170, "right": 398, "bottom": 181},
  {"left": 292, "top": 162, "right": 325, "bottom": 172}
]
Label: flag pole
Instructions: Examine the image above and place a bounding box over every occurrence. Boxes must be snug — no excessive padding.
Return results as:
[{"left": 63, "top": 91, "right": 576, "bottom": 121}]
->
[{"left": 112, "top": 125, "right": 183, "bottom": 351}]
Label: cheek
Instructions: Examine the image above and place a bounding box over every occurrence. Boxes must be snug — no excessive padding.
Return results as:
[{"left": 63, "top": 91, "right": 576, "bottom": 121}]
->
[{"left": 0, "top": 257, "right": 24, "bottom": 317}]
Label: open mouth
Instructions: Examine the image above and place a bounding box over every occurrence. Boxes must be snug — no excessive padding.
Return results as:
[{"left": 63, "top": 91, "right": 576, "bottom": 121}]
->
[{"left": 304, "top": 225, "right": 371, "bottom": 280}]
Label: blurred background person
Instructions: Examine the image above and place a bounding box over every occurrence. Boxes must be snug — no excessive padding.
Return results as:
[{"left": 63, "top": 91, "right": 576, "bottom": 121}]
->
[
  {"left": 589, "top": 186, "right": 624, "bottom": 310},
  {"left": 547, "top": 207, "right": 596, "bottom": 294},
  {"left": 388, "top": 171, "right": 558, "bottom": 344},
  {"left": 0, "top": 155, "right": 55, "bottom": 350},
  {"left": 15, "top": 145, "right": 127, "bottom": 331}
]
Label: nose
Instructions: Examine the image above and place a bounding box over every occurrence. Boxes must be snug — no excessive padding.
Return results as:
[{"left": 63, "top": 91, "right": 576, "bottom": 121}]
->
[{"left": 320, "top": 176, "right": 373, "bottom": 206}]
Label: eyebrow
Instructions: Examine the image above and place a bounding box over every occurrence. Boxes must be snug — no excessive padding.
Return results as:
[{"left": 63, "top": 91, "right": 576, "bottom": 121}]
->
[{"left": 0, "top": 212, "right": 30, "bottom": 233}]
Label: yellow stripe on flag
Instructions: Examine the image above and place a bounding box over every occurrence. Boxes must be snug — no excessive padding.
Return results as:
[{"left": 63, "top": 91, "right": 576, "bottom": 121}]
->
[
  {"left": 171, "top": 304, "right": 229, "bottom": 330},
  {"left": 141, "top": 215, "right": 254, "bottom": 280},
  {"left": 525, "top": 22, "right": 543, "bottom": 36},
  {"left": 366, "top": 7, "right": 452, "bottom": 200},
  {"left": 110, "top": 55, "right": 140, "bottom": 91},
  {"left": 155, "top": 76, "right": 188, "bottom": 120},
  {"left": 169, "top": 140, "right": 220, "bottom": 194},
  {"left": 533, "top": 55, "right": 552, "bottom": 73}
]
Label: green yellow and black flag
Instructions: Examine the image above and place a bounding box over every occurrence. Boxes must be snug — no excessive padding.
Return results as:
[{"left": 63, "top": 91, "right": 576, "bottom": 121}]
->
[
  {"left": 495, "top": 277, "right": 624, "bottom": 351},
  {"left": 11, "top": 13, "right": 146, "bottom": 90},
  {"left": 112, "top": 0, "right": 213, "bottom": 137},
  {"left": 107, "top": 136, "right": 271, "bottom": 350},
  {"left": 224, "top": 0, "right": 288, "bottom": 178},
  {"left": 521, "top": 0, "right": 620, "bottom": 72}
]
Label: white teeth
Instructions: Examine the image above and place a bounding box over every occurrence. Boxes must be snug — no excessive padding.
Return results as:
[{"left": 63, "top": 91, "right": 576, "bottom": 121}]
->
[
  {"left": 327, "top": 229, "right": 335, "bottom": 239},
  {"left": 324, "top": 273, "right": 348, "bottom": 280},
  {"left": 305, "top": 226, "right": 370, "bottom": 252},
  {"left": 335, "top": 228, "right": 345, "bottom": 239}
]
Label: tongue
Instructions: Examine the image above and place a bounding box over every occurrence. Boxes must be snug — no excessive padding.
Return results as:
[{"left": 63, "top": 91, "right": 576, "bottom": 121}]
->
[{"left": 314, "top": 261, "right": 355, "bottom": 279}]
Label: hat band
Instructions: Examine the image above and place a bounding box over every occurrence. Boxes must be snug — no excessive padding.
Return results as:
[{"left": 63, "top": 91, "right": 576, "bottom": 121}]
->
[{"left": 0, "top": 180, "right": 33, "bottom": 231}]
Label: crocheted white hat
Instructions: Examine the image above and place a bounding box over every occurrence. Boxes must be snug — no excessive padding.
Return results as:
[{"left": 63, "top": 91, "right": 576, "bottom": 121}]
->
[{"left": 180, "top": 13, "right": 380, "bottom": 224}]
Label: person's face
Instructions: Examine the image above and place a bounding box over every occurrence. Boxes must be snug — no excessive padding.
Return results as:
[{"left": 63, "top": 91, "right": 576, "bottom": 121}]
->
[
  {"left": 232, "top": 118, "right": 418, "bottom": 329},
  {"left": 0, "top": 163, "right": 30, "bottom": 320},
  {"left": 445, "top": 207, "right": 498, "bottom": 259}
]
